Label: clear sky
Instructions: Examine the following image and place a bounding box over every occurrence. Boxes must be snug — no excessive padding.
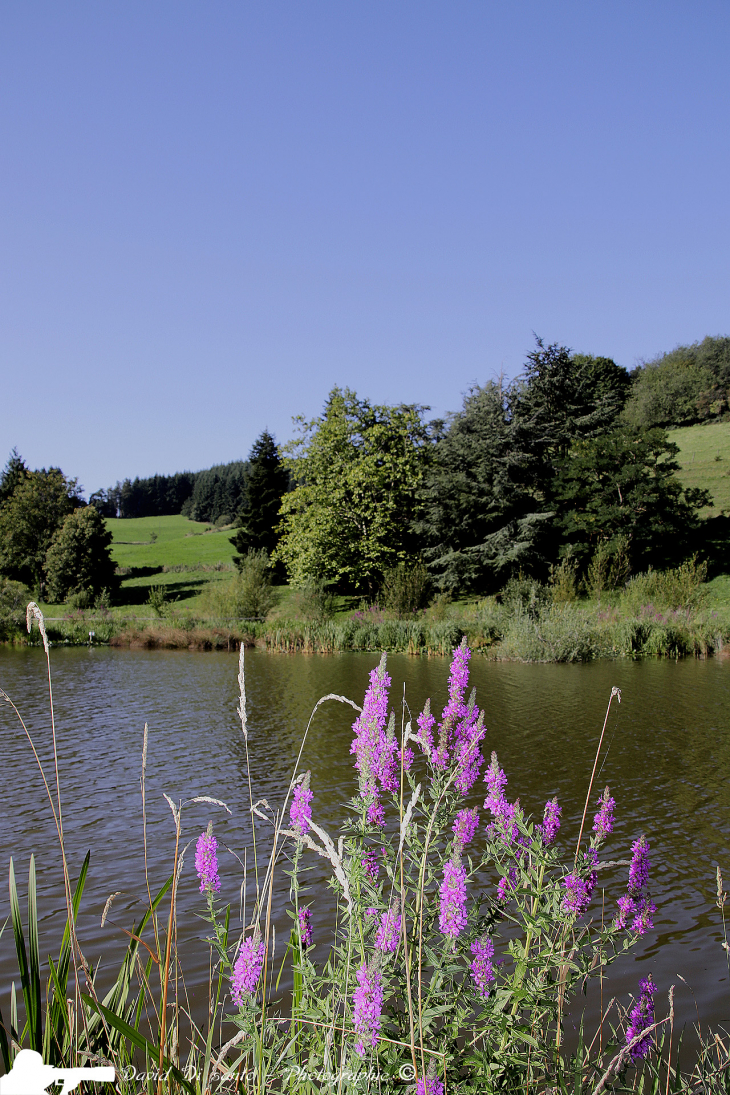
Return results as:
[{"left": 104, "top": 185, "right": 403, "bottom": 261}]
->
[{"left": 1, "top": 2, "right": 729, "bottom": 495}]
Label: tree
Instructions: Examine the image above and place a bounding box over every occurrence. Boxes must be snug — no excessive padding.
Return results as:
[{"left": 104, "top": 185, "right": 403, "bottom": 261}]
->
[
  {"left": 45, "top": 506, "right": 118, "bottom": 604},
  {"left": 416, "top": 382, "right": 551, "bottom": 593},
  {"left": 509, "top": 340, "right": 631, "bottom": 475},
  {"left": 0, "top": 449, "right": 28, "bottom": 507},
  {"left": 274, "top": 388, "right": 431, "bottom": 592},
  {"left": 623, "top": 335, "right": 730, "bottom": 430},
  {"left": 0, "top": 469, "right": 82, "bottom": 591},
  {"left": 230, "top": 431, "right": 289, "bottom": 567},
  {"left": 553, "top": 426, "right": 712, "bottom": 572}
]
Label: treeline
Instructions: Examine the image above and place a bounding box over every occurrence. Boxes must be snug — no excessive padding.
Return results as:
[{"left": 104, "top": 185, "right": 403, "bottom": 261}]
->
[
  {"left": 270, "top": 339, "right": 716, "bottom": 597},
  {"left": 90, "top": 462, "right": 249, "bottom": 523}
]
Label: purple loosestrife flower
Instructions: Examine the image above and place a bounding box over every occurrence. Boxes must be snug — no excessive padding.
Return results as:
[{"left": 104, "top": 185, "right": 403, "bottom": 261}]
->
[
  {"left": 290, "top": 775, "right": 313, "bottom": 836},
  {"left": 615, "top": 894, "right": 637, "bottom": 930},
  {"left": 497, "top": 868, "right": 517, "bottom": 903},
  {"left": 628, "top": 836, "right": 651, "bottom": 895},
  {"left": 470, "top": 936, "right": 496, "bottom": 999},
  {"left": 362, "top": 848, "right": 380, "bottom": 881},
  {"left": 439, "top": 855, "right": 468, "bottom": 937},
  {"left": 483, "top": 752, "right": 518, "bottom": 843},
  {"left": 353, "top": 960, "right": 384, "bottom": 1056},
  {"left": 632, "top": 897, "right": 656, "bottom": 936},
  {"left": 375, "top": 905, "right": 401, "bottom": 953},
  {"left": 453, "top": 807, "right": 479, "bottom": 851},
  {"left": 231, "top": 932, "right": 266, "bottom": 1005},
  {"left": 592, "top": 786, "right": 615, "bottom": 843},
  {"left": 195, "top": 826, "right": 220, "bottom": 894},
  {"left": 625, "top": 976, "right": 656, "bottom": 1061},
  {"left": 540, "top": 798, "right": 561, "bottom": 846},
  {"left": 435, "top": 642, "right": 487, "bottom": 793},
  {"left": 297, "top": 907, "right": 313, "bottom": 948},
  {"left": 562, "top": 873, "right": 590, "bottom": 916},
  {"left": 350, "top": 654, "right": 394, "bottom": 823},
  {"left": 417, "top": 1065, "right": 444, "bottom": 1095}
]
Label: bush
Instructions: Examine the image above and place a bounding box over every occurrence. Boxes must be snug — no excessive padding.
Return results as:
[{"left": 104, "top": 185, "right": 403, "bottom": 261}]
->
[
  {"left": 0, "top": 577, "right": 29, "bottom": 639},
  {"left": 285, "top": 577, "right": 336, "bottom": 622},
  {"left": 201, "top": 549, "right": 275, "bottom": 619},
  {"left": 620, "top": 556, "right": 708, "bottom": 614},
  {"left": 380, "top": 561, "right": 431, "bottom": 618},
  {"left": 44, "top": 506, "right": 117, "bottom": 604}
]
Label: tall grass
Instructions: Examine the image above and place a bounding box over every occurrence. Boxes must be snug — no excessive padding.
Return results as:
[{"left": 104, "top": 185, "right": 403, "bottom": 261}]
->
[{"left": 2, "top": 606, "right": 729, "bottom": 1093}]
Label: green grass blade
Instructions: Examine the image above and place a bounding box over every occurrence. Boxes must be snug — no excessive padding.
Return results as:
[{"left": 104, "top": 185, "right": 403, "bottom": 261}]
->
[
  {"left": 27, "top": 856, "right": 42, "bottom": 1054},
  {"left": 80, "top": 994, "right": 194, "bottom": 1095},
  {"left": 574, "top": 1015, "right": 584, "bottom": 1095},
  {"left": 9, "top": 858, "right": 34, "bottom": 1052}
]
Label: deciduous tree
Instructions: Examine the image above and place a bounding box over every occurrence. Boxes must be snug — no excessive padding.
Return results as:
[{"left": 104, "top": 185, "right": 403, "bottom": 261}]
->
[{"left": 275, "top": 388, "right": 431, "bottom": 592}]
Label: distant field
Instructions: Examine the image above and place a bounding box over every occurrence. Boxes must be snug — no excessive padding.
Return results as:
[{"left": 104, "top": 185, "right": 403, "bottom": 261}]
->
[
  {"left": 669, "top": 420, "right": 730, "bottom": 517},
  {"left": 107, "top": 514, "right": 236, "bottom": 567}
]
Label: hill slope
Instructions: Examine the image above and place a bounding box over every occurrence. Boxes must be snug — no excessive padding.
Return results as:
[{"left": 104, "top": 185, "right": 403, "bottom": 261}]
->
[{"left": 668, "top": 420, "right": 730, "bottom": 517}]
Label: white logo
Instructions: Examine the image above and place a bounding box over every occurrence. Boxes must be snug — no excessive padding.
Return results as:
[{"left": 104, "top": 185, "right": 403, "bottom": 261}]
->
[{"left": 0, "top": 1050, "right": 115, "bottom": 1095}]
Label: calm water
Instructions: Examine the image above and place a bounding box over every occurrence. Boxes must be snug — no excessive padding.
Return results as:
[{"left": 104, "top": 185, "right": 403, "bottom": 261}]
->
[{"left": 0, "top": 646, "right": 729, "bottom": 1053}]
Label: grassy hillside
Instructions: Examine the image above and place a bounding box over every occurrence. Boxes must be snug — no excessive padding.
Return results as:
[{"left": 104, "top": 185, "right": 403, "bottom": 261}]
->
[
  {"left": 107, "top": 514, "right": 236, "bottom": 567},
  {"left": 668, "top": 420, "right": 730, "bottom": 517}
]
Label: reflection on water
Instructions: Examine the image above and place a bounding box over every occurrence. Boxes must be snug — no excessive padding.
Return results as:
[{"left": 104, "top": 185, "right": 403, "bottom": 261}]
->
[{"left": 0, "top": 646, "right": 729, "bottom": 1049}]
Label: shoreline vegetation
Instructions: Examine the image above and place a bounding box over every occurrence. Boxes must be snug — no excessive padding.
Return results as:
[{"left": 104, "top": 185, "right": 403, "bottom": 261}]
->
[{"left": 3, "top": 559, "right": 730, "bottom": 662}]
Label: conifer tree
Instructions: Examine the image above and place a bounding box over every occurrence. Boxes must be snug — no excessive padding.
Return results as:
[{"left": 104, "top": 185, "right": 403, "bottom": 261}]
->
[{"left": 230, "top": 431, "right": 289, "bottom": 567}]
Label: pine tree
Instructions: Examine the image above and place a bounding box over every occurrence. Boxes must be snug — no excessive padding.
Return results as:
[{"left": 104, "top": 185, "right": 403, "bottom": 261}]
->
[
  {"left": 230, "top": 431, "right": 289, "bottom": 567},
  {"left": 0, "top": 448, "right": 28, "bottom": 507}
]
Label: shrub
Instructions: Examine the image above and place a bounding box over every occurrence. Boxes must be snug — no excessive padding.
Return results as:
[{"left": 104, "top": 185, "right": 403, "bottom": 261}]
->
[
  {"left": 201, "top": 549, "right": 275, "bottom": 619},
  {"left": 380, "top": 561, "right": 431, "bottom": 618},
  {"left": 146, "top": 585, "right": 168, "bottom": 617},
  {"left": 286, "top": 577, "right": 336, "bottom": 622}
]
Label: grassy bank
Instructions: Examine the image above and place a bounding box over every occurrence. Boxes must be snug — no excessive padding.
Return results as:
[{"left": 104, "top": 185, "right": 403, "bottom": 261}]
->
[{"left": 6, "top": 574, "right": 730, "bottom": 661}]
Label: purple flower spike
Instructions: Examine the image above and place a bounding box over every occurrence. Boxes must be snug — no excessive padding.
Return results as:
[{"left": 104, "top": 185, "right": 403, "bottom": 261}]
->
[
  {"left": 362, "top": 848, "right": 380, "bottom": 880},
  {"left": 195, "top": 827, "right": 221, "bottom": 894},
  {"left": 626, "top": 976, "right": 656, "bottom": 1061},
  {"left": 592, "top": 786, "right": 615, "bottom": 843},
  {"left": 297, "top": 906, "right": 313, "bottom": 948},
  {"left": 290, "top": 777, "right": 313, "bottom": 836},
  {"left": 540, "top": 798, "right": 561, "bottom": 846},
  {"left": 497, "top": 868, "right": 517, "bottom": 903},
  {"left": 351, "top": 655, "right": 397, "bottom": 824},
  {"left": 231, "top": 932, "right": 266, "bottom": 1004},
  {"left": 417, "top": 1065, "right": 444, "bottom": 1095},
  {"left": 632, "top": 897, "right": 656, "bottom": 936},
  {"left": 470, "top": 936, "right": 496, "bottom": 999},
  {"left": 353, "top": 960, "right": 383, "bottom": 1055},
  {"left": 615, "top": 893, "right": 637, "bottom": 930},
  {"left": 439, "top": 856, "right": 467, "bottom": 937},
  {"left": 562, "top": 873, "right": 590, "bottom": 916},
  {"left": 628, "top": 836, "right": 651, "bottom": 895},
  {"left": 375, "top": 905, "right": 401, "bottom": 953},
  {"left": 452, "top": 807, "right": 479, "bottom": 851}
]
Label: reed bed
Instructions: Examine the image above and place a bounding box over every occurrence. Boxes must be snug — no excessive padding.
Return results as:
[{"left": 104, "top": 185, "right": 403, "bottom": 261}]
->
[{"left": 1, "top": 603, "right": 729, "bottom": 1094}]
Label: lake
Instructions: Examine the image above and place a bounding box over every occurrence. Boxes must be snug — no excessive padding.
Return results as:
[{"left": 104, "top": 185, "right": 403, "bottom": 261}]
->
[{"left": 1, "top": 646, "right": 728, "bottom": 1056}]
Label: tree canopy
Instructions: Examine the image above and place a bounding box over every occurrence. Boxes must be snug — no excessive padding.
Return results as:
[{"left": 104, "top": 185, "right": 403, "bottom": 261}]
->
[
  {"left": 274, "top": 388, "right": 431, "bottom": 592},
  {"left": 0, "top": 467, "right": 83, "bottom": 591},
  {"left": 45, "top": 506, "right": 118, "bottom": 604}
]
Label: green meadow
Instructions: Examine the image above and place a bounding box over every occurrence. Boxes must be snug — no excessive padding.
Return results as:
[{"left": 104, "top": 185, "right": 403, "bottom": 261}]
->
[{"left": 668, "top": 419, "right": 730, "bottom": 516}]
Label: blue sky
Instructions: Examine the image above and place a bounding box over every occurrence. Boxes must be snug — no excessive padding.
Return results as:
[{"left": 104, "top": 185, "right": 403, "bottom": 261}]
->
[{"left": 1, "top": 2, "right": 729, "bottom": 494}]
